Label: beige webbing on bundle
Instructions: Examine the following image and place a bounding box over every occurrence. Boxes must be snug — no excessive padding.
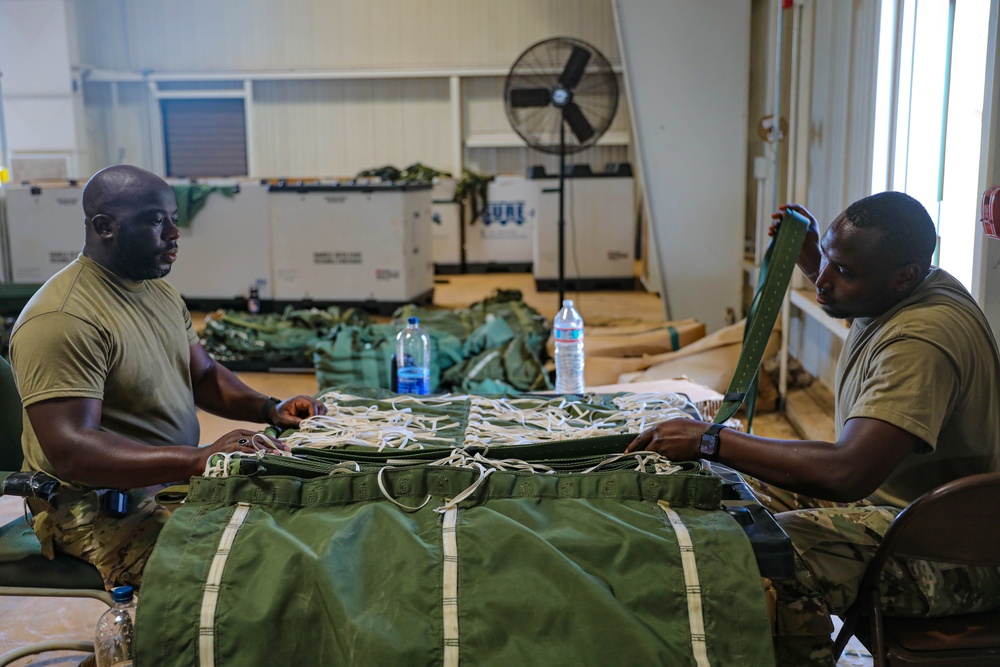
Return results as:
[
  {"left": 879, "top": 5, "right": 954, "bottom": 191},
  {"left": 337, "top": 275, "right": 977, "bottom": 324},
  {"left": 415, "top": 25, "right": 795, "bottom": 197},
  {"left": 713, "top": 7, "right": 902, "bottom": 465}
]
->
[
  {"left": 442, "top": 507, "right": 460, "bottom": 667},
  {"left": 199, "top": 502, "right": 252, "bottom": 667},
  {"left": 658, "top": 500, "right": 710, "bottom": 667}
]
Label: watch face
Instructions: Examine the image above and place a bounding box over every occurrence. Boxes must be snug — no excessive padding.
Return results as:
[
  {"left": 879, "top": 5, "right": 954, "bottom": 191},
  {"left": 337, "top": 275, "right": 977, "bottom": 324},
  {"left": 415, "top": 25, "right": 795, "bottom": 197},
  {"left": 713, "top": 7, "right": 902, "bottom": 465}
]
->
[{"left": 699, "top": 433, "right": 717, "bottom": 456}]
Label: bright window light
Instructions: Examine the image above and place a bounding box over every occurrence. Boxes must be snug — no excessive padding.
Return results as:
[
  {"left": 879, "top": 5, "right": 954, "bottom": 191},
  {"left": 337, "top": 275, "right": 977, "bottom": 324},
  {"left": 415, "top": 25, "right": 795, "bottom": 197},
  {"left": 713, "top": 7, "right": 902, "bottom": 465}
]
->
[{"left": 872, "top": 0, "right": 990, "bottom": 290}]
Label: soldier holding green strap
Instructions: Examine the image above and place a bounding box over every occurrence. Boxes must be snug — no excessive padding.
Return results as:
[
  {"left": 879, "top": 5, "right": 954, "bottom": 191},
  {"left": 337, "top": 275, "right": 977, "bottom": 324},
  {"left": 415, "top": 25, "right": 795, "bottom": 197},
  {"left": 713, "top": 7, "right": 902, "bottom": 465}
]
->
[
  {"left": 10, "top": 165, "right": 327, "bottom": 589},
  {"left": 628, "top": 191, "right": 1000, "bottom": 666}
]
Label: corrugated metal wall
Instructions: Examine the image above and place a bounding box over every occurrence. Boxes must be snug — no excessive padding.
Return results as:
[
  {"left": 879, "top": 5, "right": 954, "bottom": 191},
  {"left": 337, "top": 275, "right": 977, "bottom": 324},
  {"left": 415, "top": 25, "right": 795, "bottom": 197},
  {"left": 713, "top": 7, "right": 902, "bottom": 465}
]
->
[
  {"left": 75, "top": 0, "right": 620, "bottom": 72},
  {"left": 252, "top": 78, "right": 453, "bottom": 178},
  {"left": 786, "top": 0, "right": 880, "bottom": 389},
  {"left": 73, "top": 0, "right": 627, "bottom": 179}
]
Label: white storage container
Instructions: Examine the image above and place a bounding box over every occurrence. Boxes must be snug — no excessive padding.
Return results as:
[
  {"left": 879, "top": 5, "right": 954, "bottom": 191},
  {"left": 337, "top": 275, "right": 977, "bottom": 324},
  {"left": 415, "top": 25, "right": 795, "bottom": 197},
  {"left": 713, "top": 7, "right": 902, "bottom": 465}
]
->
[
  {"left": 3, "top": 182, "right": 84, "bottom": 284},
  {"left": 165, "top": 179, "right": 272, "bottom": 307},
  {"left": 464, "top": 176, "right": 540, "bottom": 272},
  {"left": 431, "top": 201, "right": 462, "bottom": 272},
  {"left": 431, "top": 177, "right": 462, "bottom": 273},
  {"left": 268, "top": 183, "right": 434, "bottom": 309},
  {"left": 532, "top": 164, "right": 636, "bottom": 291}
]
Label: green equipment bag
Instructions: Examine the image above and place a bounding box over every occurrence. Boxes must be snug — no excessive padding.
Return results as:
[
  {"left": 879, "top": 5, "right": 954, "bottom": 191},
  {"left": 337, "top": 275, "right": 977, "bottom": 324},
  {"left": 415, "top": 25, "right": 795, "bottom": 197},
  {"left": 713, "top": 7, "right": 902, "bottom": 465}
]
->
[
  {"left": 313, "top": 324, "right": 464, "bottom": 393},
  {"left": 135, "top": 391, "right": 774, "bottom": 666}
]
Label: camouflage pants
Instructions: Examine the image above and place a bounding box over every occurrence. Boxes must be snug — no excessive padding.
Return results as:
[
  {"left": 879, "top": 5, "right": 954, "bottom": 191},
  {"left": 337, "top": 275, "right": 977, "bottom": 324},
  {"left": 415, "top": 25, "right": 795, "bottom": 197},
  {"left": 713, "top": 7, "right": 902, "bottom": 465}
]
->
[
  {"left": 28, "top": 485, "right": 172, "bottom": 591},
  {"left": 749, "top": 479, "right": 1000, "bottom": 666}
]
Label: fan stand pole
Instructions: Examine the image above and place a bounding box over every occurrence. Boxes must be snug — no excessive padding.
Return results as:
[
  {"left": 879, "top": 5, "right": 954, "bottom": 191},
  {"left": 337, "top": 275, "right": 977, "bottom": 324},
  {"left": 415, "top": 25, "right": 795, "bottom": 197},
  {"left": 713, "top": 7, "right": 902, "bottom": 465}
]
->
[{"left": 558, "top": 118, "right": 566, "bottom": 306}]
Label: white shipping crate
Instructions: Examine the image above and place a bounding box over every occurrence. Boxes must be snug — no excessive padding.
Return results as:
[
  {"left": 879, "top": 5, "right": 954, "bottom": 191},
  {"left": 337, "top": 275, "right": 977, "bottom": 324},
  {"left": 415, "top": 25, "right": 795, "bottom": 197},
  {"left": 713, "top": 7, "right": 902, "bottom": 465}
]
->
[
  {"left": 268, "top": 184, "right": 434, "bottom": 304},
  {"left": 165, "top": 180, "right": 272, "bottom": 303},
  {"left": 431, "top": 201, "right": 462, "bottom": 269},
  {"left": 464, "top": 176, "right": 540, "bottom": 270},
  {"left": 532, "top": 165, "right": 636, "bottom": 289},
  {"left": 4, "top": 183, "right": 84, "bottom": 284}
]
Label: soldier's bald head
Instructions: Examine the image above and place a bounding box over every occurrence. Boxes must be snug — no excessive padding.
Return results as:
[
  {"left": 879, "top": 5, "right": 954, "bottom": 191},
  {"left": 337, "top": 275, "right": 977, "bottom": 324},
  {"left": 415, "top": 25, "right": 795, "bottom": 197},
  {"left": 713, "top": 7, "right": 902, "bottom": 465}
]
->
[{"left": 83, "top": 165, "right": 170, "bottom": 221}]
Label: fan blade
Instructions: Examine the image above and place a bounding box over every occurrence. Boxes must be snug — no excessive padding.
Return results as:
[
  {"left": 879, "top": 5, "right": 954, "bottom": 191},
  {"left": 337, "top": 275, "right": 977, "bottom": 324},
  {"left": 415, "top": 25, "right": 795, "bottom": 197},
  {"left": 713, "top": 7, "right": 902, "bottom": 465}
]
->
[
  {"left": 509, "top": 88, "right": 551, "bottom": 108},
  {"left": 563, "top": 103, "right": 595, "bottom": 143},
  {"left": 559, "top": 46, "right": 592, "bottom": 90}
]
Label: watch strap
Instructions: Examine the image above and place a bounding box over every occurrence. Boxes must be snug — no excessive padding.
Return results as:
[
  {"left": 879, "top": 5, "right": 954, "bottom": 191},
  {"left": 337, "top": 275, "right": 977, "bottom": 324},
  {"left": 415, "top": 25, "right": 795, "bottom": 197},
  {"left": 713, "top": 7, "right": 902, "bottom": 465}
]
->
[
  {"left": 699, "top": 423, "right": 727, "bottom": 460},
  {"left": 261, "top": 396, "right": 281, "bottom": 425}
]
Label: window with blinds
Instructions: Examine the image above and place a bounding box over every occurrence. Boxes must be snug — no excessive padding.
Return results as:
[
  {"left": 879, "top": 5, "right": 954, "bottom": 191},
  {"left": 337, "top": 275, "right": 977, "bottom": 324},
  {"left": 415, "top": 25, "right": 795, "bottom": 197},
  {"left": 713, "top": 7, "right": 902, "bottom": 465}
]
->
[{"left": 161, "top": 98, "right": 248, "bottom": 178}]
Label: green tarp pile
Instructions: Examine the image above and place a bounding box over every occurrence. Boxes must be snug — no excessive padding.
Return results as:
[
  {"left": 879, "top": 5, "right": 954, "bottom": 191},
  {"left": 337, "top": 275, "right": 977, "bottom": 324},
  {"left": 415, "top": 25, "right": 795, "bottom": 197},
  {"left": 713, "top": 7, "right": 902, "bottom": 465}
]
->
[
  {"left": 313, "top": 290, "right": 552, "bottom": 394},
  {"left": 136, "top": 390, "right": 774, "bottom": 666},
  {"left": 198, "top": 306, "right": 367, "bottom": 367},
  {"left": 198, "top": 291, "right": 552, "bottom": 394}
]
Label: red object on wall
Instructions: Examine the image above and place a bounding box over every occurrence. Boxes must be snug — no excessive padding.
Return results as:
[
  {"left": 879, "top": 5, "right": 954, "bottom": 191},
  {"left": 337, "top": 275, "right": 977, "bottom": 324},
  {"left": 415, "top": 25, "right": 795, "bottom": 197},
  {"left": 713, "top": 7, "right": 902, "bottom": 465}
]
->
[
  {"left": 983, "top": 187, "right": 1000, "bottom": 240},
  {"left": 782, "top": 0, "right": 795, "bottom": 8}
]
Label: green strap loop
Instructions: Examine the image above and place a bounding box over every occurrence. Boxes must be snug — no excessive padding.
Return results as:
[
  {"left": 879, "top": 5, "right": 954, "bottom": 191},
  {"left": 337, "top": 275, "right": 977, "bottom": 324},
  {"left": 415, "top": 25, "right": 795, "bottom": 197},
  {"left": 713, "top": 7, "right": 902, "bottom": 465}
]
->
[
  {"left": 667, "top": 325, "right": 680, "bottom": 350},
  {"left": 714, "top": 209, "right": 809, "bottom": 429}
]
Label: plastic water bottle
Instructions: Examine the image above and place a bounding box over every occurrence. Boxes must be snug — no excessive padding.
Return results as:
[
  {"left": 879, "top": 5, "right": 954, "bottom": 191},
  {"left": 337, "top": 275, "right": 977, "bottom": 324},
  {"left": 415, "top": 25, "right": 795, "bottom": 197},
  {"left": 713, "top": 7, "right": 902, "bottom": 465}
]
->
[
  {"left": 396, "top": 316, "right": 431, "bottom": 395},
  {"left": 95, "top": 585, "right": 136, "bottom": 667},
  {"left": 554, "top": 299, "right": 585, "bottom": 393}
]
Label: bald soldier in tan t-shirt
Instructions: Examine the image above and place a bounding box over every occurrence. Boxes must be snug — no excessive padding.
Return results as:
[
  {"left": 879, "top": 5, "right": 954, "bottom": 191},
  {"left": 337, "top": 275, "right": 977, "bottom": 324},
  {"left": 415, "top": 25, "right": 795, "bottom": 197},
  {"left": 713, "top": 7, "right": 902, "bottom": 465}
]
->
[{"left": 11, "top": 165, "right": 327, "bottom": 589}]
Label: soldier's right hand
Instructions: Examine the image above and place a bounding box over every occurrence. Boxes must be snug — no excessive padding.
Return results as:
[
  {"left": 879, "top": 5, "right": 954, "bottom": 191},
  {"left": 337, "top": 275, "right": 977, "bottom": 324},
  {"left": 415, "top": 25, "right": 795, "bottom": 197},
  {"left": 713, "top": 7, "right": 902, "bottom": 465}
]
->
[
  {"left": 769, "top": 203, "right": 822, "bottom": 282},
  {"left": 196, "top": 429, "right": 289, "bottom": 471}
]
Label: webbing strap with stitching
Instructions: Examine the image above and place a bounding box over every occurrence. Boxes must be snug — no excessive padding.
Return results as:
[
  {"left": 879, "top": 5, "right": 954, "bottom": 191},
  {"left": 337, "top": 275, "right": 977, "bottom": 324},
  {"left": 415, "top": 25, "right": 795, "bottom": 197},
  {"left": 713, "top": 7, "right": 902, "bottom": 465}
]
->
[
  {"left": 442, "top": 507, "right": 460, "bottom": 667},
  {"left": 200, "top": 502, "right": 251, "bottom": 667},
  {"left": 658, "top": 500, "right": 710, "bottom": 667},
  {"left": 714, "top": 209, "right": 809, "bottom": 428}
]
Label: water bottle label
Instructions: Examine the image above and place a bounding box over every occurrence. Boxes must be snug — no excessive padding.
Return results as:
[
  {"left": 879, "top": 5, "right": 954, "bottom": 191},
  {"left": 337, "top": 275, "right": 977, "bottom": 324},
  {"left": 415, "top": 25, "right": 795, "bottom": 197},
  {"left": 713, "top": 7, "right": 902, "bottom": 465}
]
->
[
  {"left": 554, "top": 327, "right": 583, "bottom": 342},
  {"left": 397, "top": 367, "right": 431, "bottom": 395}
]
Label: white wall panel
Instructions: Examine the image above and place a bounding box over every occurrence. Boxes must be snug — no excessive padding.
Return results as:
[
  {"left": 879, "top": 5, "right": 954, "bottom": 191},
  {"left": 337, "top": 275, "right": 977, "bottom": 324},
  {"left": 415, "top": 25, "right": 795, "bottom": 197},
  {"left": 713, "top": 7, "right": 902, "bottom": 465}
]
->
[
  {"left": 252, "top": 79, "right": 452, "bottom": 178},
  {"left": 75, "top": 0, "right": 620, "bottom": 72},
  {"left": 803, "top": 0, "right": 879, "bottom": 228},
  {"left": 785, "top": 0, "right": 880, "bottom": 389},
  {"left": 614, "top": 0, "right": 751, "bottom": 332}
]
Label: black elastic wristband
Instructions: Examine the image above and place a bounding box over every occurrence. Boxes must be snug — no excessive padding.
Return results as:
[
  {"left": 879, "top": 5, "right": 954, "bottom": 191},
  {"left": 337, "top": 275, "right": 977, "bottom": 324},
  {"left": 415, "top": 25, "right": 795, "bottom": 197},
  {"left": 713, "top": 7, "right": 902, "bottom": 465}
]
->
[{"left": 261, "top": 396, "right": 281, "bottom": 425}]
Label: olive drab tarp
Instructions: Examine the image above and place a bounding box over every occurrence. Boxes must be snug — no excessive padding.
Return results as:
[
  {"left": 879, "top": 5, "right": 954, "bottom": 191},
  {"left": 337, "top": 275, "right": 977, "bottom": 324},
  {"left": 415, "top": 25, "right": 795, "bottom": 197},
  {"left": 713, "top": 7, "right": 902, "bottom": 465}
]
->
[
  {"left": 198, "top": 291, "right": 553, "bottom": 393},
  {"left": 135, "top": 391, "right": 774, "bottom": 666},
  {"left": 313, "top": 323, "right": 464, "bottom": 393},
  {"left": 198, "top": 306, "right": 369, "bottom": 367}
]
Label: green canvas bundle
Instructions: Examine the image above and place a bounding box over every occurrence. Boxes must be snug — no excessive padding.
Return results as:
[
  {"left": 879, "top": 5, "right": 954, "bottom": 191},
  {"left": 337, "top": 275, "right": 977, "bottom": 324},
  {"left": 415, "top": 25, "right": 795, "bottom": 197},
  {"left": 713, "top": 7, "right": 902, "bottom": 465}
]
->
[
  {"left": 135, "top": 391, "right": 774, "bottom": 666},
  {"left": 136, "top": 442, "right": 773, "bottom": 666}
]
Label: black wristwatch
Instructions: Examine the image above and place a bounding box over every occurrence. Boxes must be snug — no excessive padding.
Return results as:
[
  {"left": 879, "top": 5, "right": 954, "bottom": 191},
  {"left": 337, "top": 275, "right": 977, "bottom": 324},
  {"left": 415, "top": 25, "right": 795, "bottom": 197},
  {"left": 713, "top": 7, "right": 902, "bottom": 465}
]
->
[
  {"left": 699, "top": 424, "right": 727, "bottom": 460},
  {"left": 261, "top": 396, "right": 281, "bottom": 425}
]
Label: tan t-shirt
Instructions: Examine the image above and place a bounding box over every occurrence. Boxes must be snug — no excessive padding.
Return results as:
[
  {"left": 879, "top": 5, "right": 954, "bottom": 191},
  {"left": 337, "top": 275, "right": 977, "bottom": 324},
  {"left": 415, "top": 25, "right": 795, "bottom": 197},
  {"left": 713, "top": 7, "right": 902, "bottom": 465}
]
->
[
  {"left": 835, "top": 268, "right": 1000, "bottom": 507},
  {"left": 11, "top": 254, "right": 201, "bottom": 487}
]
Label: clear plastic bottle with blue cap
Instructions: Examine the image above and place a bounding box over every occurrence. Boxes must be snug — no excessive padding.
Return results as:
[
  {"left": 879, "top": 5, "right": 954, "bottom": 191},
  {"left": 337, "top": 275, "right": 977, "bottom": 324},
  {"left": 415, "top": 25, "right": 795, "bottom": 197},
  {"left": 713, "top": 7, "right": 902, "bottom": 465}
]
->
[
  {"left": 95, "top": 585, "right": 136, "bottom": 666},
  {"left": 554, "top": 299, "right": 585, "bottom": 393},
  {"left": 396, "top": 316, "right": 431, "bottom": 395}
]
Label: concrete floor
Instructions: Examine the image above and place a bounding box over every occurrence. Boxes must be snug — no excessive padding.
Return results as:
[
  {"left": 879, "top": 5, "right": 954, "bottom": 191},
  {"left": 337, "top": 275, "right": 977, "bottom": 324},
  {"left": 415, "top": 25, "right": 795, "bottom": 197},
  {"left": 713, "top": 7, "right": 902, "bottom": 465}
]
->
[{"left": 0, "top": 273, "right": 868, "bottom": 665}]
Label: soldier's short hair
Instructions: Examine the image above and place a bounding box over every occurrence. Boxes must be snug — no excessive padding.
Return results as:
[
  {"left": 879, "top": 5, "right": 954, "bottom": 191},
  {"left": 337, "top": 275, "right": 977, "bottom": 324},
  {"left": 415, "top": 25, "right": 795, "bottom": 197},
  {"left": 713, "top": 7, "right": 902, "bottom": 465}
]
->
[{"left": 843, "top": 191, "right": 937, "bottom": 273}]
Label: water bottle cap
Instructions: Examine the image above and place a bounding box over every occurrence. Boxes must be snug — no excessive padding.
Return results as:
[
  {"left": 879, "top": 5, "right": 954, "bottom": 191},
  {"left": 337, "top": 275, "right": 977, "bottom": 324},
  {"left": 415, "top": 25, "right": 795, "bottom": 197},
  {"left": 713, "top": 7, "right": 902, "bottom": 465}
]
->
[
  {"left": 407, "top": 316, "right": 418, "bottom": 325},
  {"left": 112, "top": 585, "right": 134, "bottom": 603},
  {"left": 562, "top": 299, "right": 574, "bottom": 308}
]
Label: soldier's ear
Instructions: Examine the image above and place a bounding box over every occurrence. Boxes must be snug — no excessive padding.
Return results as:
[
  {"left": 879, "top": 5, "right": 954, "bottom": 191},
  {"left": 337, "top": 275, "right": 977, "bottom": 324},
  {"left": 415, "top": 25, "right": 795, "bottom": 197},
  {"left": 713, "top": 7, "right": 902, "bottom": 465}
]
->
[{"left": 90, "top": 214, "right": 115, "bottom": 240}]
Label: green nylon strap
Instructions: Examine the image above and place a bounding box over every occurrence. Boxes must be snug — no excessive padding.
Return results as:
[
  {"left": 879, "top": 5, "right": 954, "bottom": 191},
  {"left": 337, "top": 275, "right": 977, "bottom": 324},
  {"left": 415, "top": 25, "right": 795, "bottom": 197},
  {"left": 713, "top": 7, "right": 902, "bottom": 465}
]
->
[
  {"left": 667, "top": 325, "right": 679, "bottom": 350},
  {"left": 713, "top": 209, "right": 809, "bottom": 429}
]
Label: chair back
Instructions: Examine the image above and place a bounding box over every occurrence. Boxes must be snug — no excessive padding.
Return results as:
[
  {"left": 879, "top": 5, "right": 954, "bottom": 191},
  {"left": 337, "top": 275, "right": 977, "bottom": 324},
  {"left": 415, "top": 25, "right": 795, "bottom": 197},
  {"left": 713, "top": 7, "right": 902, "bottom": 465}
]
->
[
  {"left": 835, "top": 472, "right": 1000, "bottom": 662},
  {"left": 877, "top": 472, "right": 1000, "bottom": 569},
  {"left": 0, "top": 355, "right": 24, "bottom": 472}
]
